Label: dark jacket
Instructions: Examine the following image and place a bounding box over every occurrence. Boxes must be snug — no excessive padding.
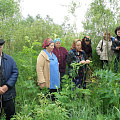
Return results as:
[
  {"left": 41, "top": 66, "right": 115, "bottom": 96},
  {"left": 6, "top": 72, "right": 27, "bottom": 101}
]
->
[
  {"left": 81, "top": 40, "right": 92, "bottom": 59},
  {"left": 66, "top": 49, "right": 87, "bottom": 76},
  {"left": 52, "top": 47, "right": 68, "bottom": 72},
  {"left": 1, "top": 52, "right": 18, "bottom": 101},
  {"left": 111, "top": 36, "right": 120, "bottom": 58}
]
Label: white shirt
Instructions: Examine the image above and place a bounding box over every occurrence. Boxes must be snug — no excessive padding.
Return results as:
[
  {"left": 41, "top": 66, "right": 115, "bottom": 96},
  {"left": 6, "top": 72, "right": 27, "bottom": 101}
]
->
[{"left": 0, "top": 53, "right": 2, "bottom": 66}]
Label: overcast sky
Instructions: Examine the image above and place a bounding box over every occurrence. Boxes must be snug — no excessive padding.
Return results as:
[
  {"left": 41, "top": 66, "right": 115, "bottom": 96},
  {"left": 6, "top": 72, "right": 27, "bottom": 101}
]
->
[{"left": 20, "top": 0, "right": 93, "bottom": 32}]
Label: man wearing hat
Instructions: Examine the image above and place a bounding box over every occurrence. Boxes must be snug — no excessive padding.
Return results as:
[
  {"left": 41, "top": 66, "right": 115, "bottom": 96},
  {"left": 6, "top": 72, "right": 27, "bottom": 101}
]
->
[{"left": 0, "top": 39, "right": 18, "bottom": 120}]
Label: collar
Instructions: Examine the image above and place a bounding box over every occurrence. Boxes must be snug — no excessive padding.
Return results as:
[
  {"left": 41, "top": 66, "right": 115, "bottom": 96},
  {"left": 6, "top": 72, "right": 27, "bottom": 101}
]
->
[
  {"left": 71, "top": 49, "right": 84, "bottom": 55},
  {"left": 1, "top": 52, "right": 7, "bottom": 60},
  {"left": 0, "top": 52, "right": 2, "bottom": 57},
  {"left": 72, "top": 48, "right": 84, "bottom": 53},
  {"left": 41, "top": 50, "right": 50, "bottom": 61},
  {"left": 117, "top": 36, "right": 120, "bottom": 41}
]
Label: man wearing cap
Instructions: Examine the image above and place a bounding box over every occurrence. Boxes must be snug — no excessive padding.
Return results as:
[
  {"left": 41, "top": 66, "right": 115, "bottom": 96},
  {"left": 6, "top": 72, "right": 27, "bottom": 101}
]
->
[{"left": 0, "top": 39, "right": 18, "bottom": 120}]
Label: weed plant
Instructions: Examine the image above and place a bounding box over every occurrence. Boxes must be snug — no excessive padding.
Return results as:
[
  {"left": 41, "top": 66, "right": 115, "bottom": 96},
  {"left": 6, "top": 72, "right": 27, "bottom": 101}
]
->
[{"left": 1, "top": 44, "right": 119, "bottom": 120}]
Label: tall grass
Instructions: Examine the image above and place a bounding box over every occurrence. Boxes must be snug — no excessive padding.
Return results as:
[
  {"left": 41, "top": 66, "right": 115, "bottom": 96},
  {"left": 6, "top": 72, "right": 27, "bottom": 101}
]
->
[{"left": 1, "top": 44, "right": 119, "bottom": 120}]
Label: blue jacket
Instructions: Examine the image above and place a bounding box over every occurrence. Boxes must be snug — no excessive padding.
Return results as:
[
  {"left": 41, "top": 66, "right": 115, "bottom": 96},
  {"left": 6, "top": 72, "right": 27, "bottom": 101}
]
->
[{"left": 1, "top": 52, "right": 18, "bottom": 101}]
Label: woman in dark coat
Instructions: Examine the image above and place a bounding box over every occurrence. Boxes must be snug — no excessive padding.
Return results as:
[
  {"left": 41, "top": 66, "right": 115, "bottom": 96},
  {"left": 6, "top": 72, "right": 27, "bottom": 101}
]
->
[
  {"left": 52, "top": 38, "right": 68, "bottom": 81},
  {"left": 81, "top": 36, "right": 92, "bottom": 59},
  {"left": 67, "top": 39, "right": 90, "bottom": 89}
]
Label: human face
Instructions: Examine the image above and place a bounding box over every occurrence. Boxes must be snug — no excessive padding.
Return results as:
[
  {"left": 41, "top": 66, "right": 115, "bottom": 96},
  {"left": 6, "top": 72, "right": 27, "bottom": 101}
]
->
[
  {"left": 55, "top": 41, "right": 61, "bottom": 49},
  {"left": 0, "top": 45, "right": 3, "bottom": 55},
  {"left": 105, "top": 33, "right": 110, "bottom": 40},
  {"left": 85, "top": 41, "right": 90, "bottom": 45},
  {"left": 46, "top": 43, "right": 54, "bottom": 52},
  {"left": 75, "top": 41, "right": 82, "bottom": 51},
  {"left": 117, "top": 30, "right": 120, "bottom": 37}
]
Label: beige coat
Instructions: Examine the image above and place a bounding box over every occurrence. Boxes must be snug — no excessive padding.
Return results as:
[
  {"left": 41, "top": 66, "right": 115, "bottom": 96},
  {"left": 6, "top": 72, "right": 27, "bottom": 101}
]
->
[
  {"left": 96, "top": 39, "right": 114, "bottom": 61},
  {"left": 36, "top": 50, "right": 50, "bottom": 88}
]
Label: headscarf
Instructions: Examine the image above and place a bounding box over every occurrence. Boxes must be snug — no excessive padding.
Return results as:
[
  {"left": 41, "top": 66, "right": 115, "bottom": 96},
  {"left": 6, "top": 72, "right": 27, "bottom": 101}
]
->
[
  {"left": 54, "top": 38, "right": 61, "bottom": 44},
  {"left": 43, "top": 37, "right": 54, "bottom": 49},
  {"left": 83, "top": 36, "right": 91, "bottom": 42},
  {"left": 70, "top": 39, "right": 82, "bottom": 50}
]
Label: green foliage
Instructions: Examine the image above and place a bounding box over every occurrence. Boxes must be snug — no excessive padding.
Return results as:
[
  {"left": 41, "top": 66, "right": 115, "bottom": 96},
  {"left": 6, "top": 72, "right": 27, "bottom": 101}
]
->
[
  {"left": 82, "top": 0, "right": 120, "bottom": 50},
  {"left": 91, "top": 69, "right": 120, "bottom": 116},
  {"left": 6, "top": 46, "right": 119, "bottom": 120},
  {"left": 1, "top": 0, "right": 120, "bottom": 119},
  {"left": 70, "top": 61, "right": 92, "bottom": 78},
  {"left": 0, "top": 0, "right": 21, "bottom": 54}
]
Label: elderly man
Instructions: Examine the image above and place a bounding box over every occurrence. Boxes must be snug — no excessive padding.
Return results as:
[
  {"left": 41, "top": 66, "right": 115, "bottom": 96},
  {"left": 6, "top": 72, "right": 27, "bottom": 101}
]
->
[{"left": 0, "top": 39, "right": 18, "bottom": 120}]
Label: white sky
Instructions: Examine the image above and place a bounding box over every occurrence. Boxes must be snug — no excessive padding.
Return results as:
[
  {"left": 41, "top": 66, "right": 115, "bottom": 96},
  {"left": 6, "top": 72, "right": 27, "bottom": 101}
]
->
[{"left": 20, "top": 0, "right": 93, "bottom": 32}]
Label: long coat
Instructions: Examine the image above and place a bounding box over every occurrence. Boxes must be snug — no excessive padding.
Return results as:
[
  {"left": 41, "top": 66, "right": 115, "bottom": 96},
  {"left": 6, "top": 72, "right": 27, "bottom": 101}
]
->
[
  {"left": 52, "top": 47, "right": 68, "bottom": 72},
  {"left": 36, "top": 50, "right": 51, "bottom": 88},
  {"left": 36, "top": 50, "right": 60, "bottom": 88}
]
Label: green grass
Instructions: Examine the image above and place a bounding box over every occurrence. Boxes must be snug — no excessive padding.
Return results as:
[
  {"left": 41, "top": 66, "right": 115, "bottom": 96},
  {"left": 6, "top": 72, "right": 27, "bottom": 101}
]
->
[{"left": 1, "top": 49, "right": 120, "bottom": 120}]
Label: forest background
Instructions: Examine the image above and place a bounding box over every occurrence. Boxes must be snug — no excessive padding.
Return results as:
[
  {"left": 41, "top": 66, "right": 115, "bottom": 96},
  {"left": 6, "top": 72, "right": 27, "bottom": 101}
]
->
[{"left": 0, "top": 0, "right": 120, "bottom": 119}]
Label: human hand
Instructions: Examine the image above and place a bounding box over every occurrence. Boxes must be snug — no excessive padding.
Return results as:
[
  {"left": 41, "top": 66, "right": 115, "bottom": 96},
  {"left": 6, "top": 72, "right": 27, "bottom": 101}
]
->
[
  {"left": 86, "top": 60, "right": 90, "bottom": 64},
  {"left": 116, "top": 47, "right": 120, "bottom": 50},
  {"left": 114, "top": 38, "right": 117, "bottom": 42},
  {"left": 0, "top": 85, "right": 8, "bottom": 95},
  {"left": 40, "top": 82, "right": 45, "bottom": 89},
  {"left": 79, "top": 60, "right": 86, "bottom": 64}
]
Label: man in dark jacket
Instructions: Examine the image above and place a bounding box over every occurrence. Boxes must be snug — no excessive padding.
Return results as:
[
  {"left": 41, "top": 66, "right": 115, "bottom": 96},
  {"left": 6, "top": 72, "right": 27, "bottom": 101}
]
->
[
  {"left": 111, "top": 26, "right": 120, "bottom": 72},
  {"left": 0, "top": 39, "right": 18, "bottom": 120}
]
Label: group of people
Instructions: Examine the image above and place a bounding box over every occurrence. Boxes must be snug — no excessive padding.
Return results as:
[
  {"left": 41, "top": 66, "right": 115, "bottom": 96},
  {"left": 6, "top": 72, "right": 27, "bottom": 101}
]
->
[
  {"left": 36, "top": 36, "right": 92, "bottom": 100},
  {"left": 36, "top": 26, "right": 120, "bottom": 101},
  {"left": 0, "top": 26, "right": 119, "bottom": 119},
  {"left": 96, "top": 26, "right": 120, "bottom": 71}
]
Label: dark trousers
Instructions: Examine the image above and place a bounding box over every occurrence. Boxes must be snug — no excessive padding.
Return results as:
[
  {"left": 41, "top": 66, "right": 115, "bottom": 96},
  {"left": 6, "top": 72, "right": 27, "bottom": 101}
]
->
[
  {"left": 49, "top": 89, "right": 57, "bottom": 101},
  {"left": 60, "top": 72, "right": 65, "bottom": 82},
  {"left": 101, "top": 60, "right": 108, "bottom": 69},
  {"left": 0, "top": 99, "right": 15, "bottom": 120},
  {"left": 114, "top": 56, "right": 119, "bottom": 73},
  {"left": 60, "top": 72, "right": 65, "bottom": 90}
]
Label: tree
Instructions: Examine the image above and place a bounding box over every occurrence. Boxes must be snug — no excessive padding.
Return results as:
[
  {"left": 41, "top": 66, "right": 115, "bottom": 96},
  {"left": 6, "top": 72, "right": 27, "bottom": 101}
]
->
[
  {"left": 0, "top": 0, "right": 21, "bottom": 54},
  {"left": 82, "top": 0, "right": 120, "bottom": 43},
  {"left": 82, "top": 0, "right": 120, "bottom": 68}
]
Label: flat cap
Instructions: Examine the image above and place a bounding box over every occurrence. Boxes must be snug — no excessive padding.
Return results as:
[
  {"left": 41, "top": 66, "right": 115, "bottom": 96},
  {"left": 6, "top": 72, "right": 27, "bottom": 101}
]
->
[{"left": 0, "top": 39, "right": 5, "bottom": 46}]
